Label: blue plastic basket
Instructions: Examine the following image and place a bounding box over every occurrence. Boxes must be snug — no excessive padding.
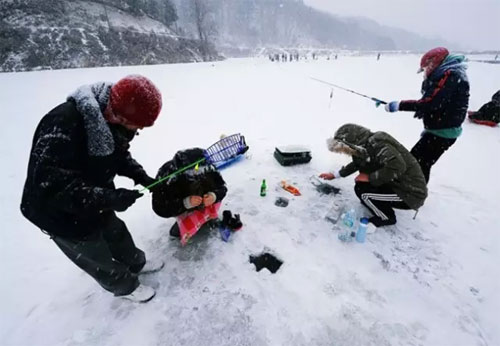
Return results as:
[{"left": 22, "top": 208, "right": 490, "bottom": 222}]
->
[{"left": 204, "top": 134, "right": 248, "bottom": 168}]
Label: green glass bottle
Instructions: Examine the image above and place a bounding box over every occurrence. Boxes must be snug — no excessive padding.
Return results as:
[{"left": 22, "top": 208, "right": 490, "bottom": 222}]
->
[{"left": 260, "top": 179, "right": 267, "bottom": 197}]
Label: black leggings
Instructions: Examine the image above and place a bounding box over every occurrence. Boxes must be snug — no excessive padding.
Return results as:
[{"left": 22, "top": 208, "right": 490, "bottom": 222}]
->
[
  {"left": 411, "top": 133, "right": 456, "bottom": 183},
  {"left": 354, "top": 183, "right": 410, "bottom": 225}
]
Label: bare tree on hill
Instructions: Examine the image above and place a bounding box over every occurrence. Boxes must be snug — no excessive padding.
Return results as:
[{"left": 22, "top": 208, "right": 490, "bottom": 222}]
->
[{"left": 191, "top": 0, "right": 217, "bottom": 58}]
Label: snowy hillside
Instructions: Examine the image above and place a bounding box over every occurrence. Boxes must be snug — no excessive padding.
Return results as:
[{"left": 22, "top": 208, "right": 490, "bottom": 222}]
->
[
  {"left": 0, "top": 0, "right": 213, "bottom": 72},
  {"left": 172, "top": 0, "right": 448, "bottom": 53},
  {"left": 1, "top": 55, "right": 499, "bottom": 346}
]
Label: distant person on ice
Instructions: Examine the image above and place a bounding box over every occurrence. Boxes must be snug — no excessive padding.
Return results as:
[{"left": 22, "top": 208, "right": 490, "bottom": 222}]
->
[
  {"left": 384, "top": 47, "right": 470, "bottom": 182},
  {"left": 152, "top": 148, "right": 228, "bottom": 245},
  {"left": 468, "top": 90, "right": 500, "bottom": 127},
  {"left": 21, "top": 75, "right": 164, "bottom": 303},
  {"left": 320, "top": 124, "right": 427, "bottom": 228}
]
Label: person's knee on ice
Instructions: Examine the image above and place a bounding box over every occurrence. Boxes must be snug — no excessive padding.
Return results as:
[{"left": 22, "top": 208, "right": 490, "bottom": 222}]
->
[
  {"left": 321, "top": 123, "right": 428, "bottom": 228},
  {"left": 20, "top": 75, "right": 164, "bottom": 300},
  {"left": 151, "top": 148, "right": 228, "bottom": 244}
]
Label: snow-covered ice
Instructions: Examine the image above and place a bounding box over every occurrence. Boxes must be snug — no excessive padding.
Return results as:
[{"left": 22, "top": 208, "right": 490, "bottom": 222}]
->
[{"left": 1, "top": 55, "right": 499, "bottom": 346}]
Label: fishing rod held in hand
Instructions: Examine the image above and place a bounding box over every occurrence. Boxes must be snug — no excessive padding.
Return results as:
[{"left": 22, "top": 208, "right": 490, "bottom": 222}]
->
[
  {"left": 140, "top": 157, "right": 206, "bottom": 193},
  {"left": 139, "top": 133, "right": 249, "bottom": 193},
  {"left": 310, "top": 77, "right": 388, "bottom": 107}
]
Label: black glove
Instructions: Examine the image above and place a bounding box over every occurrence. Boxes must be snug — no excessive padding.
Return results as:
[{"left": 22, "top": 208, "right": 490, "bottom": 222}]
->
[
  {"left": 108, "top": 188, "right": 143, "bottom": 212},
  {"left": 414, "top": 112, "right": 424, "bottom": 119},
  {"left": 139, "top": 175, "right": 164, "bottom": 193},
  {"left": 141, "top": 176, "right": 161, "bottom": 193},
  {"left": 134, "top": 174, "right": 156, "bottom": 188}
]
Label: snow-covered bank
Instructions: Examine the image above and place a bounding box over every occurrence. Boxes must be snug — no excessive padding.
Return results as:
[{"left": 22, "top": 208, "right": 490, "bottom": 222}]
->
[{"left": 1, "top": 56, "right": 499, "bottom": 346}]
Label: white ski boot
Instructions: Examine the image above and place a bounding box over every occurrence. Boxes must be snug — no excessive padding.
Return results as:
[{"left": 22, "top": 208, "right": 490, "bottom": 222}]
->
[
  {"left": 140, "top": 259, "right": 164, "bottom": 274},
  {"left": 366, "top": 222, "right": 377, "bottom": 234},
  {"left": 121, "top": 284, "right": 156, "bottom": 303}
]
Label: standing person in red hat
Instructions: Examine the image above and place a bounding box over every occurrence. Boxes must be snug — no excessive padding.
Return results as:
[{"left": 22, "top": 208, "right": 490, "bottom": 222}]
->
[
  {"left": 384, "top": 47, "right": 470, "bottom": 182},
  {"left": 21, "top": 75, "right": 164, "bottom": 302}
]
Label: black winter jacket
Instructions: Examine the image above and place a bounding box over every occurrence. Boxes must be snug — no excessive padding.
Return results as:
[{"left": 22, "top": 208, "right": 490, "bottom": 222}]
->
[
  {"left": 21, "top": 101, "right": 150, "bottom": 238},
  {"left": 399, "top": 59, "right": 470, "bottom": 130},
  {"left": 152, "top": 148, "right": 227, "bottom": 218}
]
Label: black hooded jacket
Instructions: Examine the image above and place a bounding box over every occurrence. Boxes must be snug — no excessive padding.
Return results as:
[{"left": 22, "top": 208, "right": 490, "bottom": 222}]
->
[
  {"left": 21, "top": 101, "right": 150, "bottom": 238},
  {"left": 152, "top": 148, "right": 227, "bottom": 218}
]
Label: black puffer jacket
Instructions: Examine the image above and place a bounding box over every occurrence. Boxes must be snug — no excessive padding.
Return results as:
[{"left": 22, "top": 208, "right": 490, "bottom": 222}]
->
[
  {"left": 21, "top": 101, "right": 150, "bottom": 238},
  {"left": 152, "top": 148, "right": 227, "bottom": 218},
  {"left": 399, "top": 55, "right": 470, "bottom": 130}
]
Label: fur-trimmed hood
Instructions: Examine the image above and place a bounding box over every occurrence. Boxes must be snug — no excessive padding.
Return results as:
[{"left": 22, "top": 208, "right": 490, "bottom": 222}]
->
[{"left": 67, "top": 82, "right": 114, "bottom": 157}]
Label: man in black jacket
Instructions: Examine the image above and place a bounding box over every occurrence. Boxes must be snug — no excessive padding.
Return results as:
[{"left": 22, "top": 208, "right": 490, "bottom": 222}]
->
[
  {"left": 385, "top": 47, "right": 470, "bottom": 182},
  {"left": 21, "top": 75, "right": 163, "bottom": 302}
]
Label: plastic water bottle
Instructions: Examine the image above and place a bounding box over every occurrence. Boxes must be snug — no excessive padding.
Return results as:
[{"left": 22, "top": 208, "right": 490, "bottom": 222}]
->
[
  {"left": 338, "top": 208, "right": 357, "bottom": 242},
  {"left": 356, "top": 218, "right": 369, "bottom": 243}
]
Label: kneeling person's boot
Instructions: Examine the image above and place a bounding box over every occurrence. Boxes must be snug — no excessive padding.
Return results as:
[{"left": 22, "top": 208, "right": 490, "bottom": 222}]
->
[
  {"left": 368, "top": 216, "right": 396, "bottom": 227},
  {"left": 170, "top": 223, "right": 180, "bottom": 238}
]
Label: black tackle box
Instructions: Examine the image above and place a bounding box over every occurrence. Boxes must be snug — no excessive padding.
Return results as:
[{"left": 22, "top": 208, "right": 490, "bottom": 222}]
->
[{"left": 274, "top": 145, "right": 312, "bottom": 166}]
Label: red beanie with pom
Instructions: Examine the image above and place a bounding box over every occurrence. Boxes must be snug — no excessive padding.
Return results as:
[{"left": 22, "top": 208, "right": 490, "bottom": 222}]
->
[
  {"left": 418, "top": 47, "right": 449, "bottom": 76},
  {"left": 109, "top": 75, "right": 162, "bottom": 127}
]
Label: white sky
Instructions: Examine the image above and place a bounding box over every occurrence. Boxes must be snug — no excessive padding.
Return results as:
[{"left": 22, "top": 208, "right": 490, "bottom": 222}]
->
[{"left": 304, "top": 0, "right": 500, "bottom": 50}]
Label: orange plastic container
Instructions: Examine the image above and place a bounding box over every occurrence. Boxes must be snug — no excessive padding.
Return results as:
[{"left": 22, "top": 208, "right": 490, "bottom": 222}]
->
[{"left": 281, "top": 181, "right": 301, "bottom": 196}]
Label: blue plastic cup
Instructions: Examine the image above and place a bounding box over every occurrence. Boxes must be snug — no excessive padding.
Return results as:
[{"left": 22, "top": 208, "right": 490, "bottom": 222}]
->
[
  {"left": 356, "top": 218, "right": 369, "bottom": 243},
  {"left": 219, "top": 226, "right": 231, "bottom": 242}
]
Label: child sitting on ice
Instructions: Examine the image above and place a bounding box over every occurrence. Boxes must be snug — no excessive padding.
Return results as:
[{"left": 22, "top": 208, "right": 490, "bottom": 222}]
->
[
  {"left": 152, "top": 148, "right": 229, "bottom": 245},
  {"left": 468, "top": 90, "right": 500, "bottom": 127}
]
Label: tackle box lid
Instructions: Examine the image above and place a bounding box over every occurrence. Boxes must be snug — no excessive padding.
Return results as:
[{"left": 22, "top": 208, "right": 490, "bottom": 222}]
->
[{"left": 275, "top": 145, "right": 311, "bottom": 154}]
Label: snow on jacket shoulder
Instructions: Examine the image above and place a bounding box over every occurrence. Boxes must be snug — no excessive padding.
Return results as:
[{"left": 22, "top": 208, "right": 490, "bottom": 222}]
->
[{"left": 152, "top": 148, "right": 227, "bottom": 218}]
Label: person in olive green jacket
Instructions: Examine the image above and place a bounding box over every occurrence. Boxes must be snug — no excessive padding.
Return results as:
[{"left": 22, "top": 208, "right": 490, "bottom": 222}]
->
[{"left": 320, "top": 124, "right": 428, "bottom": 227}]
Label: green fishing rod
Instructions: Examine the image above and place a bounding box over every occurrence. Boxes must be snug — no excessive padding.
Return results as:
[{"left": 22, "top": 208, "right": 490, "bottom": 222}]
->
[{"left": 140, "top": 157, "right": 206, "bottom": 193}]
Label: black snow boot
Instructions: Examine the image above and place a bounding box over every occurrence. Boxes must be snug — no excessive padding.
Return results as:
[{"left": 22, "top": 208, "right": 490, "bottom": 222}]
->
[
  {"left": 222, "top": 210, "right": 243, "bottom": 231},
  {"left": 169, "top": 222, "right": 180, "bottom": 237},
  {"left": 222, "top": 210, "right": 232, "bottom": 227},
  {"left": 230, "top": 214, "right": 243, "bottom": 231},
  {"left": 368, "top": 216, "right": 396, "bottom": 227}
]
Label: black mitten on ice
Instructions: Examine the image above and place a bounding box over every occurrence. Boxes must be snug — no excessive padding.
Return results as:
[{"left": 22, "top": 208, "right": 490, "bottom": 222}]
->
[{"left": 108, "top": 188, "right": 143, "bottom": 212}]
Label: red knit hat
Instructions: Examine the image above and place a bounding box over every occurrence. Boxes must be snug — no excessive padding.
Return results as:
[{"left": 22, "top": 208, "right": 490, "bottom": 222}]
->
[
  {"left": 418, "top": 47, "right": 449, "bottom": 76},
  {"left": 109, "top": 75, "right": 162, "bottom": 127}
]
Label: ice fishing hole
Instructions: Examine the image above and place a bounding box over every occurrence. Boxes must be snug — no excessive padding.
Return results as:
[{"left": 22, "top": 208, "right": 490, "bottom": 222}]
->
[{"left": 249, "top": 253, "right": 283, "bottom": 274}]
